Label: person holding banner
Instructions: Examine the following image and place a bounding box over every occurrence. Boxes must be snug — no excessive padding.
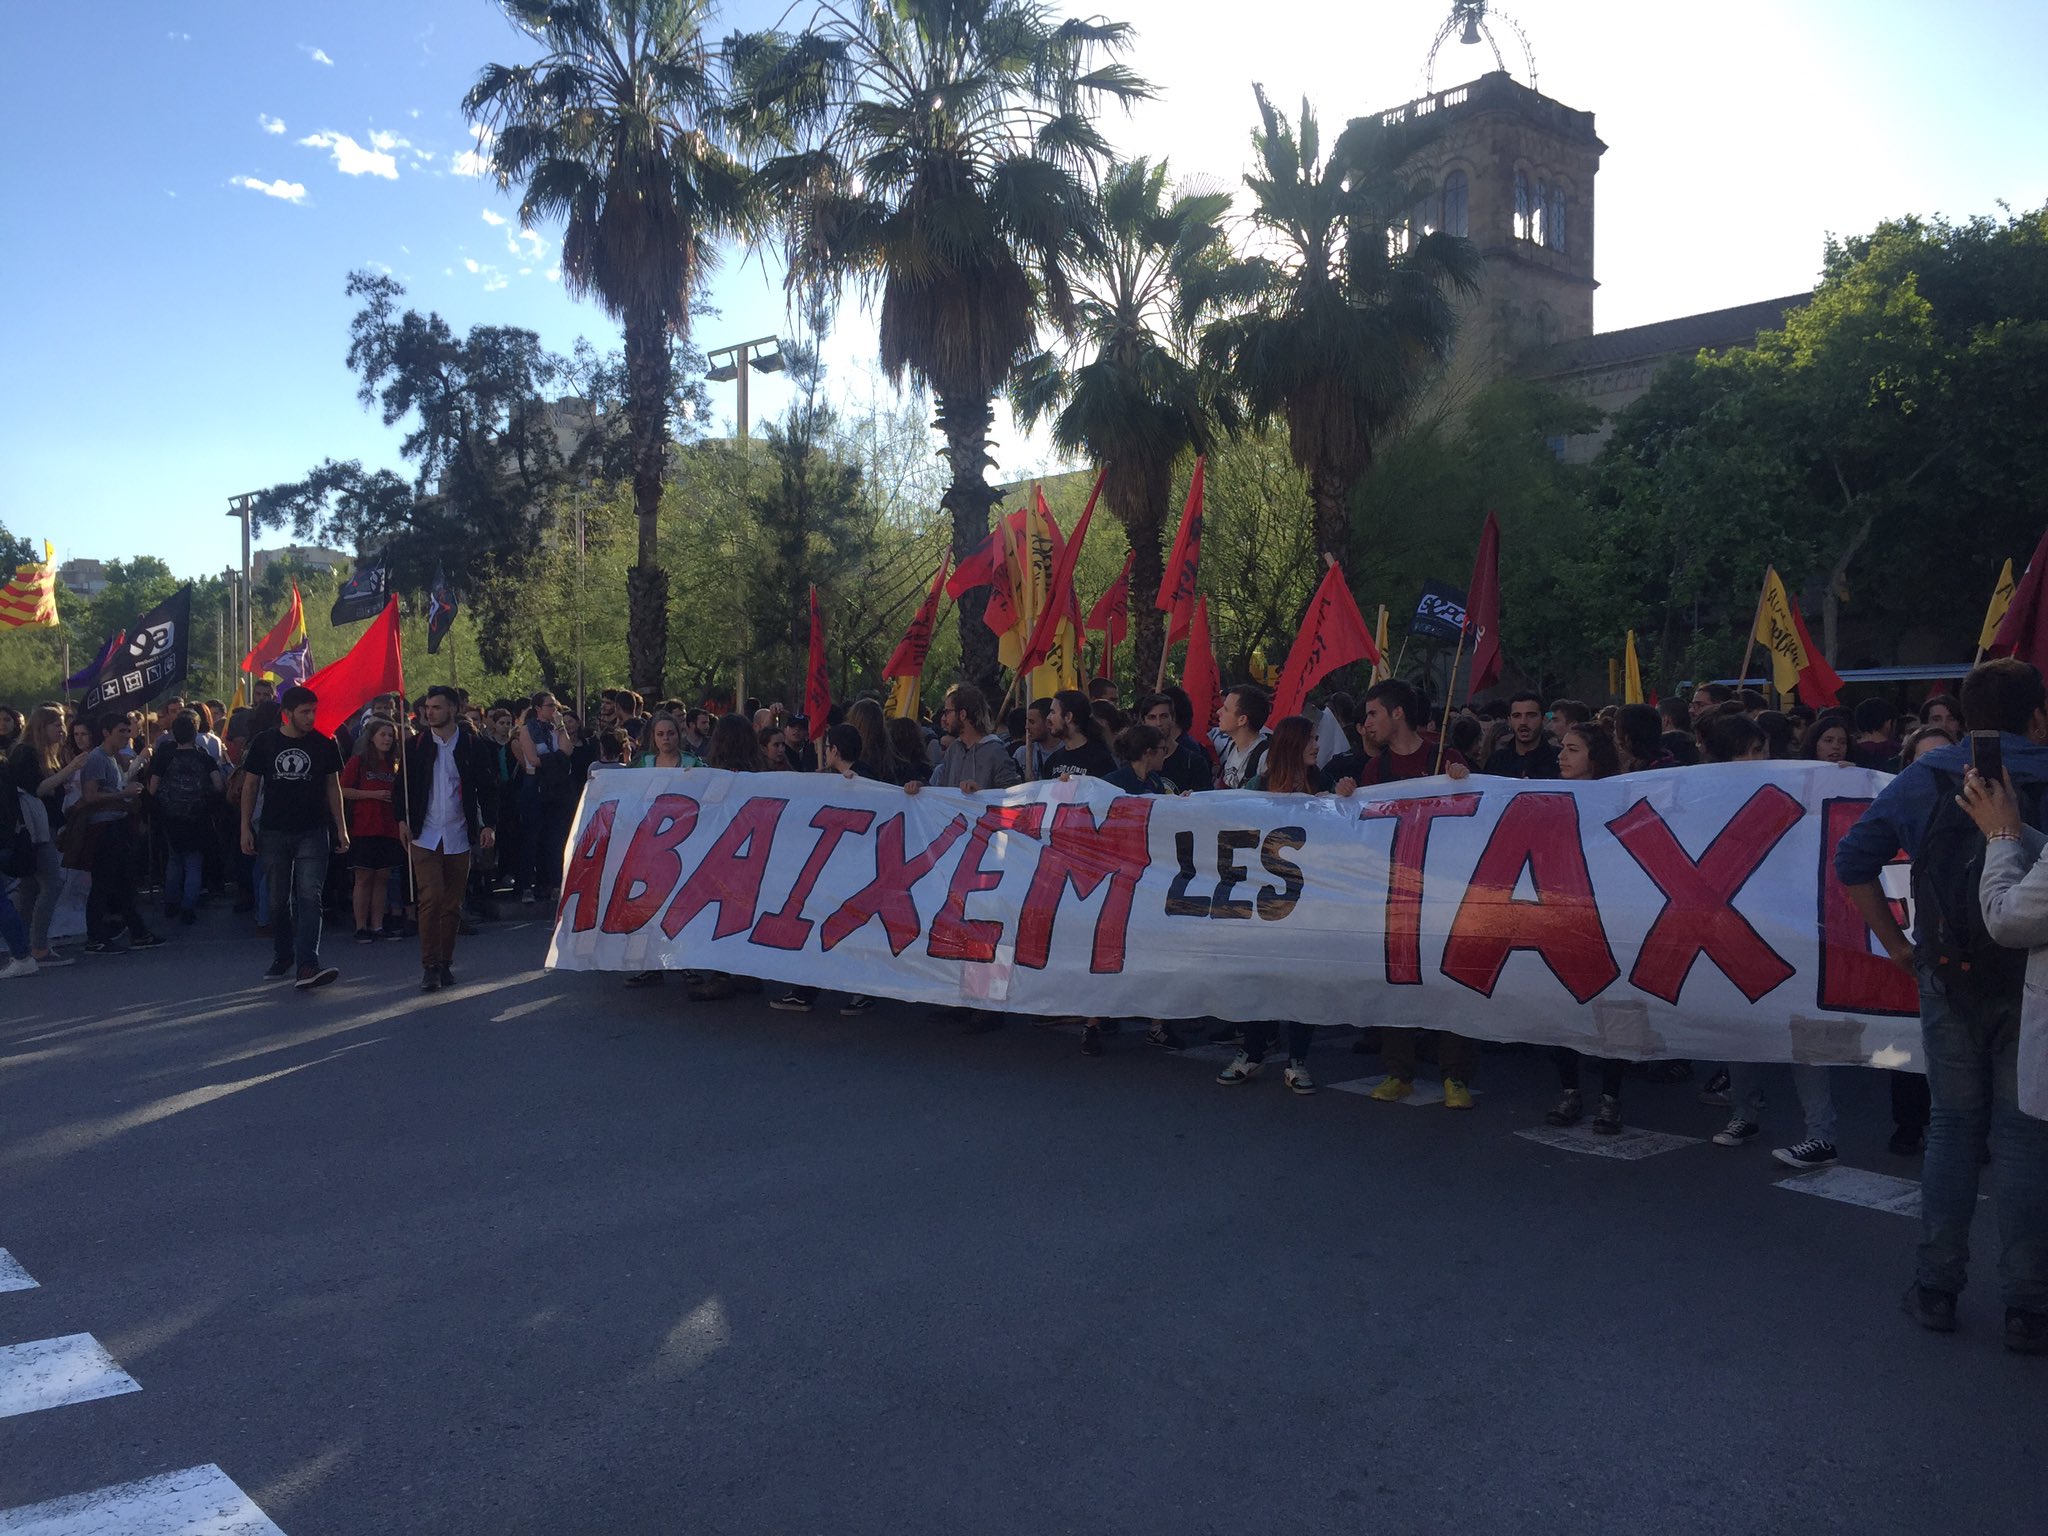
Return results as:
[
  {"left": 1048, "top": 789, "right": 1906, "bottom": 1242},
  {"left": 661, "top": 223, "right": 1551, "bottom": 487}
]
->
[
  {"left": 1546, "top": 723, "right": 1628, "bottom": 1133},
  {"left": 1138, "top": 690, "right": 1213, "bottom": 793}
]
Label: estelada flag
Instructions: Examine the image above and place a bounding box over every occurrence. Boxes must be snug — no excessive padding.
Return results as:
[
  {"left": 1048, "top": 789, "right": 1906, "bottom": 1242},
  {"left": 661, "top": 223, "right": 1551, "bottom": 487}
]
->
[
  {"left": 1271, "top": 562, "right": 1380, "bottom": 721},
  {"left": 1086, "top": 550, "right": 1134, "bottom": 647},
  {"left": 0, "top": 541, "right": 57, "bottom": 629},
  {"left": 1753, "top": 566, "right": 1844, "bottom": 706},
  {"left": 1463, "top": 510, "right": 1502, "bottom": 695},
  {"left": 1987, "top": 534, "right": 2048, "bottom": 671},
  {"left": 1181, "top": 595, "right": 1222, "bottom": 738},
  {"left": 1020, "top": 471, "right": 1102, "bottom": 675},
  {"left": 1155, "top": 456, "right": 1205, "bottom": 644},
  {"left": 243, "top": 584, "right": 306, "bottom": 677},
  {"left": 805, "top": 585, "right": 832, "bottom": 729},
  {"left": 302, "top": 597, "right": 404, "bottom": 736},
  {"left": 885, "top": 557, "right": 949, "bottom": 680}
]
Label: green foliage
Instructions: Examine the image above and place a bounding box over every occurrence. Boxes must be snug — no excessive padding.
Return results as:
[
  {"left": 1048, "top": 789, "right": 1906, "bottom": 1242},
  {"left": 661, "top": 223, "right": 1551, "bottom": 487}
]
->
[{"left": 0, "top": 521, "right": 36, "bottom": 570}]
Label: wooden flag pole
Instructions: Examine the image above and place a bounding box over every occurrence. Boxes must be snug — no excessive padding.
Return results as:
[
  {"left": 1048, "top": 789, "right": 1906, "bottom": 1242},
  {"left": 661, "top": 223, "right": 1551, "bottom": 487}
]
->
[
  {"left": 1434, "top": 621, "right": 1471, "bottom": 776},
  {"left": 1735, "top": 568, "right": 1769, "bottom": 692}
]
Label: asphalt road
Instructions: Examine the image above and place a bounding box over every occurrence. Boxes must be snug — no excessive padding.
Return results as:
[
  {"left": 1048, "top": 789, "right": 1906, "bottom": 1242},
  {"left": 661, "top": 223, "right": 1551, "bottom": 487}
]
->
[{"left": 0, "top": 909, "right": 2041, "bottom": 1535}]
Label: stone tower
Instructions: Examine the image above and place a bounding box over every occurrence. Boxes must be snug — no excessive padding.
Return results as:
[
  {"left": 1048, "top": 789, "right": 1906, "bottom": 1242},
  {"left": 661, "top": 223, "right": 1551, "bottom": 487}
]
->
[{"left": 1372, "top": 70, "right": 1606, "bottom": 395}]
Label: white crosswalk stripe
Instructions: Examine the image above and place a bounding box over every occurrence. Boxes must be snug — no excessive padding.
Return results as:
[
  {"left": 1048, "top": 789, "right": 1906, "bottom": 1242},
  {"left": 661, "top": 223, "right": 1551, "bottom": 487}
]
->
[
  {"left": 0, "top": 1335, "right": 140, "bottom": 1420},
  {"left": 0, "top": 1251, "right": 36, "bottom": 1294},
  {"left": 0, "top": 1464, "right": 283, "bottom": 1536},
  {"left": 1774, "top": 1164, "right": 1922, "bottom": 1217}
]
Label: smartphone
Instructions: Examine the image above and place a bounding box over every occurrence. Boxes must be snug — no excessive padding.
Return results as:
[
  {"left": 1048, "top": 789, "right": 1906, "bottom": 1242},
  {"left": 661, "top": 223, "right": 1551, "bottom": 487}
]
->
[{"left": 1971, "top": 729, "right": 2003, "bottom": 786}]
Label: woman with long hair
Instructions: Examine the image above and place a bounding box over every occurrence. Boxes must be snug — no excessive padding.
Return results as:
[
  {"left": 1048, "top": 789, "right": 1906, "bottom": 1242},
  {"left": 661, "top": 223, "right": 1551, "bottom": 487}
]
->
[
  {"left": 8, "top": 705, "right": 74, "bottom": 967},
  {"left": 846, "top": 698, "right": 901, "bottom": 784},
  {"left": 1799, "top": 709, "right": 1854, "bottom": 763},
  {"left": 1546, "top": 723, "right": 1628, "bottom": 1132},
  {"left": 341, "top": 716, "right": 405, "bottom": 943},
  {"left": 1248, "top": 714, "right": 1326, "bottom": 794},
  {"left": 886, "top": 717, "right": 931, "bottom": 783},
  {"left": 705, "top": 713, "right": 765, "bottom": 773},
  {"left": 634, "top": 712, "right": 697, "bottom": 769}
]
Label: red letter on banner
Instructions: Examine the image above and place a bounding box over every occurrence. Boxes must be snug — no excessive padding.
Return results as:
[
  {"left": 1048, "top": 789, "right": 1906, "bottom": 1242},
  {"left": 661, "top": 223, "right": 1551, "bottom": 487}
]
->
[
  {"left": 1440, "top": 793, "right": 1619, "bottom": 1003},
  {"left": 751, "top": 806, "right": 876, "bottom": 950},
  {"left": 1607, "top": 787, "right": 1801, "bottom": 1003},
  {"left": 1357, "top": 794, "right": 1482, "bottom": 984},
  {"left": 661, "top": 797, "right": 789, "bottom": 939},
  {"left": 601, "top": 794, "right": 699, "bottom": 934},
  {"left": 1015, "top": 799, "right": 1154, "bottom": 972},
  {"left": 1817, "top": 798, "right": 1918, "bottom": 1016},
  {"left": 560, "top": 800, "right": 618, "bottom": 933},
  {"left": 928, "top": 804, "right": 1047, "bottom": 962},
  {"left": 820, "top": 812, "right": 970, "bottom": 955}
]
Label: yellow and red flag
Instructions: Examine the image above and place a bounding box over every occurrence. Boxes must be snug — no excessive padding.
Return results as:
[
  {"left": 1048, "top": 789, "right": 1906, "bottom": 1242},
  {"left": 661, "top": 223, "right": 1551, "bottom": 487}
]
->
[
  {"left": 884, "top": 556, "right": 949, "bottom": 720},
  {"left": 0, "top": 541, "right": 58, "bottom": 629},
  {"left": 1753, "top": 567, "right": 1844, "bottom": 706},
  {"left": 1623, "top": 630, "right": 1645, "bottom": 705},
  {"left": 243, "top": 583, "right": 306, "bottom": 679}
]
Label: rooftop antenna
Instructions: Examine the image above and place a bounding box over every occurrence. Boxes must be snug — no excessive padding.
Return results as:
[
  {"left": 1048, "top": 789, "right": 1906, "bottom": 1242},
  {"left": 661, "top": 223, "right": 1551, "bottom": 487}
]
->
[{"left": 1425, "top": 1, "right": 1538, "bottom": 95}]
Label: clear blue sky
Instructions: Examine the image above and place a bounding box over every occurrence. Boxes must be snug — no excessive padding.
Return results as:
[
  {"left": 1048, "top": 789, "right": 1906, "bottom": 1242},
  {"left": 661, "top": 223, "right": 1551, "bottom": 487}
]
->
[{"left": 3, "top": 0, "right": 2043, "bottom": 580}]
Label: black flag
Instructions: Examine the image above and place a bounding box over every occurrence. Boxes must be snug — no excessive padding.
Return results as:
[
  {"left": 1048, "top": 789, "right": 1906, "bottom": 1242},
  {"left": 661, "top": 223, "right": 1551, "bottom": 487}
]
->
[
  {"left": 1408, "top": 579, "right": 1469, "bottom": 644},
  {"left": 84, "top": 587, "right": 192, "bottom": 713},
  {"left": 426, "top": 563, "right": 458, "bottom": 654},
  {"left": 332, "top": 548, "right": 391, "bottom": 625}
]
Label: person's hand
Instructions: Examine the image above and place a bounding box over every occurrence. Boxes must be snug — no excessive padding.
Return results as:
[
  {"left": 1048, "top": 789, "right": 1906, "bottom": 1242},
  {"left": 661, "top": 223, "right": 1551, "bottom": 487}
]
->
[
  {"left": 479, "top": 827, "right": 496, "bottom": 850},
  {"left": 372, "top": 788, "right": 393, "bottom": 801},
  {"left": 1334, "top": 776, "right": 1358, "bottom": 799},
  {"left": 333, "top": 828, "right": 351, "bottom": 855},
  {"left": 397, "top": 822, "right": 411, "bottom": 846},
  {"left": 1880, "top": 932, "right": 1916, "bottom": 972},
  {"left": 1446, "top": 761, "right": 1471, "bottom": 781},
  {"left": 1960, "top": 767, "right": 2023, "bottom": 841},
  {"left": 903, "top": 780, "right": 922, "bottom": 796},
  {"left": 240, "top": 828, "right": 256, "bottom": 857},
  {"left": 958, "top": 780, "right": 980, "bottom": 794}
]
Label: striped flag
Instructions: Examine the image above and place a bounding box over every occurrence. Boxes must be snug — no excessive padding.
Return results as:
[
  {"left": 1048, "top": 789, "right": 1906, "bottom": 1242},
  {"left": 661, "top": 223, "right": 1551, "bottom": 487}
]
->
[{"left": 0, "top": 541, "right": 58, "bottom": 629}]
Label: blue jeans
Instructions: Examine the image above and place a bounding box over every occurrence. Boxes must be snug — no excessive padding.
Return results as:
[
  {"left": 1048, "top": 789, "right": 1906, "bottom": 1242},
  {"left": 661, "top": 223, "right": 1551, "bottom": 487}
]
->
[
  {"left": 1917, "top": 970, "right": 2048, "bottom": 1310},
  {"left": 260, "top": 828, "right": 331, "bottom": 971},
  {"left": 164, "top": 849, "right": 203, "bottom": 914}
]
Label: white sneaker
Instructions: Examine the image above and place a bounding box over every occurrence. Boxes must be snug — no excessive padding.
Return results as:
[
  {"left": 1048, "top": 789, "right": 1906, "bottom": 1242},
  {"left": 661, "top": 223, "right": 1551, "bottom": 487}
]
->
[
  {"left": 0, "top": 955, "right": 39, "bottom": 979},
  {"left": 1215, "top": 1051, "right": 1262, "bottom": 1085},
  {"left": 1284, "top": 1060, "right": 1316, "bottom": 1095}
]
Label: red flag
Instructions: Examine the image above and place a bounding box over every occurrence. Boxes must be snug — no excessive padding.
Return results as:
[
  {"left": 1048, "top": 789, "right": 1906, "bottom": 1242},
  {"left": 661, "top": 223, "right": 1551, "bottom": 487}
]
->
[
  {"left": 1991, "top": 526, "right": 2048, "bottom": 674},
  {"left": 1181, "top": 595, "right": 1222, "bottom": 737},
  {"left": 1463, "top": 510, "right": 1503, "bottom": 696},
  {"left": 1086, "top": 550, "right": 1134, "bottom": 646},
  {"left": 242, "top": 584, "right": 305, "bottom": 676},
  {"left": 1020, "top": 471, "right": 1103, "bottom": 673},
  {"left": 885, "top": 557, "right": 950, "bottom": 678},
  {"left": 1155, "top": 457, "right": 1205, "bottom": 644},
  {"left": 301, "top": 597, "right": 403, "bottom": 736},
  {"left": 805, "top": 584, "right": 832, "bottom": 728},
  {"left": 1270, "top": 563, "right": 1380, "bottom": 721},
  {"left": 983, "top": 509, "right": 1025, "bottom": 638},
  {"left": 945, "top": 527, "right": 1003, "bottom": 599}
]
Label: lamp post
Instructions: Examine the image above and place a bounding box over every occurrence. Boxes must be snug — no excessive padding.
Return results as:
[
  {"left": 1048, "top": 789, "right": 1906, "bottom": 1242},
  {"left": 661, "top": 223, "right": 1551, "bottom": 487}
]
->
[
  {"left": 225, "top": 492, "right": 261, "bottom": 660},
  {"left": 703, "top": 336, "right": 787, "bottom": 442}
]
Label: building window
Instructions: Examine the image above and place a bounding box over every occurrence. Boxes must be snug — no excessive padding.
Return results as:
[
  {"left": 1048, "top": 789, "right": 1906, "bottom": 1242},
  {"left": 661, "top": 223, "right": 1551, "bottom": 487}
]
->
[
  {"left": 1546, "top": 183, "right": 1568, "bottom": 252},
  {"left": 1513, "top": 169, "right": 1532, "bottom": 241},
  {"left": 1412, "top": 194, "right": 1435, "bottom": 240},
  {"left": 1532, "top": 178, "right": 1548, "bottom": 247},
  {"left": 1442, "top": 169, "right": 1468, "bottom": 238}
]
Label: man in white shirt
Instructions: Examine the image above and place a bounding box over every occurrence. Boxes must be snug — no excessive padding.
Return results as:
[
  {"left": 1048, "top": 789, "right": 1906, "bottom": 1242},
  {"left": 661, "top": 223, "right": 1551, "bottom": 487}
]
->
[{"left": 394, "top": 686, "right": 498, "bottom": 993}]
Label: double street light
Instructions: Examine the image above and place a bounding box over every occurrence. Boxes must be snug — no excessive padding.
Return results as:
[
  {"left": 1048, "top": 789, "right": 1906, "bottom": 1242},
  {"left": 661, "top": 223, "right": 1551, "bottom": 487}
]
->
[{"left": 704, "top": 336, "right": 786, "bottom": 442}]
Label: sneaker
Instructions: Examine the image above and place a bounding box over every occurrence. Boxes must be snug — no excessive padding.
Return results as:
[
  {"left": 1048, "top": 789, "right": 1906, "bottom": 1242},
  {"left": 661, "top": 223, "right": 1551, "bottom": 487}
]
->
[
  {"left": 1207, "top": 1023, "right": 1243, "bottom": 1045},
  {"left": 1901, "top": 1284, "right": 1957, "bottom": 1334},
  {"left": 2004, "top": 1307, "right": 2048, "bottom": 1355},
  {"left": 623, "top": 970, "right": 665, "bottom": 988},
  {"left": 1442, "top": 1078, "right": 1474, "bottom": 1110},
  {"left": 355, "top": 927, "right": 378, "bottom": 945},
  {"left": 421, "top": 967, "right": 443, "bottom": 993},
  {"left": 31, "top": 951, "right": 75, "bottom": 968},
  {"left": 1699, "top": 1068, "right": 1731, "bottom": 1106},
  {"left": 1368, "top": 1076, "right": 1413, "bottom": 1103},
  {"left": 770, "top": 991, "right": 814, "bottom": 1012},
  {"left": 1284, "top": 1060, "right": 1315, "bottom": 1095},
  {"left": 0, "top": 956, "right": 37, "bottom": 979},
  {"left": 178, "top": 908, "right": 198, "bottom": 926},
  {"left": 83, "top": 938, "right": 129, "bottom": 956},
  {"left": 1712, "top": 1119, "right": 1760, "bottom": 1147},
  {"left": 520, "top": 888, "right": 536, "bottom": 905},
  {"left": 128, "top": 931, "right": 165, "bottom": 950},
  {"left": 1772, "top": 1139, "right": 1838, "bottom": 1171},
  {"left": 688, "top": 976, "right": 738, "bottom": 1001},
  {"left": 263, "top": 958, "right": 293, "bottom": 980},
  {"left": 294, "top": 965, "right": 340, "bottom": 991},
  {"left": 838, "top": 995, "right": 875, "bottom": 1017},
  {"left": 437, "top": 965, "right": 453, "bottom": 988},
  {"left": 1081, "top": 1025, "right": 1104, "bottom": 1057},
  {"left": 1888, "top": 1126, "right": 1926, "bottom": 1157},
  {"left": 1592, "top": 1095, "right": 1623, "bottom": 1135},
  {"left": 1545, "top": 1089, "right": 1584, "bottom": 1127},
  {"left": 1216, "top": 1052, "right": 1262, "bottom": 1085},
  {"left": 1145, "top": 1022, "right": 1186, "bottom": 1051}
]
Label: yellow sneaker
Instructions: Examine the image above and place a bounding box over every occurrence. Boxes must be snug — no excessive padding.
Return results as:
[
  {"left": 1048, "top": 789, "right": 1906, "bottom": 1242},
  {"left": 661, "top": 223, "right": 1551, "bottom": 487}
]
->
[
  {"left": 1442, "top": 1078, "right": 1475, "bottom": 1110},
  {"left": 1369, "top": 1076, "right": 1413, "bottom": 1103}
]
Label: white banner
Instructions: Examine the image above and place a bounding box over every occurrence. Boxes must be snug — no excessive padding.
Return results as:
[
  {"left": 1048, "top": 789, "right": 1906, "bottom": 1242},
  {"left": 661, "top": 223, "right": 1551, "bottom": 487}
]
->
[{"left": 546, "top": 763, "right": 1925, "bottom": 1068}]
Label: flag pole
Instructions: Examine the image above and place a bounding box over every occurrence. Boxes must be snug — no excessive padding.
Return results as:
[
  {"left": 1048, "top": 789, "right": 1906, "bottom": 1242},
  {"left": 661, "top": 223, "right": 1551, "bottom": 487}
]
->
[
  {"left": 1735, "top": 567, "right": 1769, "bottom": 691},
  {"left": 1434, "top": 622, "right": 1471, "bottom": 776}
]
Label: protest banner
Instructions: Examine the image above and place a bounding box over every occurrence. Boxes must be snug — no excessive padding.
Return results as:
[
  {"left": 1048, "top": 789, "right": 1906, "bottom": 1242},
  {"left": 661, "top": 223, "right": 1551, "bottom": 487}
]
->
[{"left": 549, "top": 763, "right": 1924, "bottom": 1068}]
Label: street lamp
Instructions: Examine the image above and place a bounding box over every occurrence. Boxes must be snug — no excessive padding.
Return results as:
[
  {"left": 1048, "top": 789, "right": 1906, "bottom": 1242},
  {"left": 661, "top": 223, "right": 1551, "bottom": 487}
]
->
[
  {"left": 704, "top": 336, "right": 786, "bottom": 441},
  {"left": 225, "top": 491, "right": 261, "bottom": 660}
]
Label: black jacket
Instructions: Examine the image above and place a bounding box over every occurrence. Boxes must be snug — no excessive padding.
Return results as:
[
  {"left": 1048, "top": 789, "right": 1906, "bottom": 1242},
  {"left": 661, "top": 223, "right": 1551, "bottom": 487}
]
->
[{"left": 394, "top": 726, "right": 501, "bottom": 843}]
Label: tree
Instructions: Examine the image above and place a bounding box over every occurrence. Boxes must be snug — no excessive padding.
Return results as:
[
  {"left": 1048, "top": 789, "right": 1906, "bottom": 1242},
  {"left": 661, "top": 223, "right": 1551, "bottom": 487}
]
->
[
  {"left": 0, "top": 521, "right": 36, "bottom": 570},
  {"left": 467, "top": 0, "right": 752, "bottom": 696},
  {"left": 1191, "top": 89, "right": 1481, "bottom": 575},
  {"left": 731, "top": 0, "right": 1149, "bottom": 691},
  {"left": 1010, "top": 157, "right": 1229, "bottom": 686}
]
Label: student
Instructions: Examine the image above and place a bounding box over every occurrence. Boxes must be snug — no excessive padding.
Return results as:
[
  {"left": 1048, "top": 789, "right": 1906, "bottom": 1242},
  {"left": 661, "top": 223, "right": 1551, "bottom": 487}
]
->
[
  {"left": 1013, "top": 698, "right": 1055, "bottom": 781},
  {"left": 341, "top": 716, "right": 404, "bottom": 944},
  {"left": 1215, "top": 686, "right": 1272, "bottom": 789},
  {"left": 634, "top": 713, "right": 702, "bottom": 770},
  {"left": 1922, "top": 693, "right": 1963, "bottom": 737},
  {"left": 240, "top": 686, "right": 347, "bottom": 988},
  {"left": 1137, "top": 689, "right": 1214, "bottom": 792},
  {"left": 1481, "top": 692, "right": 1559, "bottom": 778},
  {"left": 845, "top": 699, "right": 903, "bottom": 785},
  {"left": 915, "top": 685, "right": 1021, "bottom": 793},
  {"left": 1545, "top": 724, "right": 1628, "bottom": 1132},
  {"left": 9, "top": 706, "right": 73, "bottom": 966},
  {"left": 1106, "top": 724, "right": 1172, "bottom": 796},
  {"left": 394, "top": 686, "right": 499, "bottom": 993},
  {"left": 1040, "top": 689, "right": 1116, "bottom": 780},
  {"left": 1850, "top": 697, "right": 1901, "bottom": 772},
  {"left": 1247, "top": 715, "right": 1325, "bottom": 794},
  {"left": 73, "top": 714, "right": 164, "bottom": 955},
  {"left": 1613, "top": 703, "right": 1673, "bottom": 772},
  {"left": 146, "top": 710, "right": 225, "bottom": 926}
]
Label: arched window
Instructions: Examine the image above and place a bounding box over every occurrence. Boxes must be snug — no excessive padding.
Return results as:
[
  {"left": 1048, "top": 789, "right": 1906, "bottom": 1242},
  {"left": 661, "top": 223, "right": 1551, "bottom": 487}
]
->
[
  {"left": 1546, "top": 182, "right": 1568, "bottom": 252},
  {"left": 1532, "top": 177, "right": 1548, "bottom": 247},
  {"left": 1442, "top": 169, "right": 1469, "bottom": 238},
  {"left": 1513, "top": 169, "right": 1532, "bottom": 242},
  {"left": 1412, "top": 194, "right": 1435, "bottom": 240}
]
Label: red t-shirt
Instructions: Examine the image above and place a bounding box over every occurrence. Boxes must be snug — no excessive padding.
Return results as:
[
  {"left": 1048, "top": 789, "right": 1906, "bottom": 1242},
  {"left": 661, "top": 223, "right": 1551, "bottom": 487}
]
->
[
  {"left": 1358, "top": 737, "right": 1468, "bottom": 786},
  {"left": 340, "top": 756, "right": 400, "bottom": 839}
]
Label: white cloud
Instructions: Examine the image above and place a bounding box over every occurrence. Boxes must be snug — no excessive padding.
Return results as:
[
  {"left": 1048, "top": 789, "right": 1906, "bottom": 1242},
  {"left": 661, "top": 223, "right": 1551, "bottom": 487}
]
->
[
  {"left": 518, "top": 267, "right": 532, "bottom": 276},
  {"left": 545, "top": 266, "right": 561, "bottom": 282},
  {"left": 368, "top": 129, "right": 411, "bottom": 153},
  {"left": 298, "top": 130, "right": 398, "bottom": 179},
  {"left": 451, "top": 123, "right": 494, "bottom": 178},
  {"left": 168, "top": 31, "right": 191, "bottom": 42},
  {"left": 300, "top": 44, "right": 334, "bottom": 66},
  {"left": 483, "top": 272, "right": 509, "bottom": 293},
  {"left": 463, "top": 258, "right": 481, "bottom": 273},
  {"left": 481, "top": 209, "right": 507, "bottom": 227},
  {"left": 407, "top": 107, "right": 421, "bottom": 120},
  {"left": 258, "top": 113, "right": 285, "bottom": 135},
  {"left": 232, "top": 175, "right": 307, "bottom": 204}
]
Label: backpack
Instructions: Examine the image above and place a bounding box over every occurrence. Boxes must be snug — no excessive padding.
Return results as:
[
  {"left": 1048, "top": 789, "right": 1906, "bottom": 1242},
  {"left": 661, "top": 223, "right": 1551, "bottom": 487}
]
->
[
  {"left": 1910, "top": 767, "right": 2046, "bottom": 999},
  {"left": 155, "top": 746, "right": 217, "bottom": 825}
]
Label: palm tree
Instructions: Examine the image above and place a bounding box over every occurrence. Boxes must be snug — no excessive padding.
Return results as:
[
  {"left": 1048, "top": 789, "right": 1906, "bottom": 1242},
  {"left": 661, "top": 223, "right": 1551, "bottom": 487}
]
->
[
  {"left": 1190, "top": 88, "right": 1482, "bottom": 573},
  {"left": 1009, "top": 158, "right": 1229, "bottom": 687},
  {"left": 466, "top": 0, "right": 751, "bottom": 696},
  {"left": 729, "top": 0, "right": 1148, "bottom": 691}
]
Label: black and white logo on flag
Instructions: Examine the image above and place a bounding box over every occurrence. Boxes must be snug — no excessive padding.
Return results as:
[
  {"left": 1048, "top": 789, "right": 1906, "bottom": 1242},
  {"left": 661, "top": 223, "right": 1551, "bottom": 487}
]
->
[{"left": 84, "top": 586, "right": 193, "bottom": 712}]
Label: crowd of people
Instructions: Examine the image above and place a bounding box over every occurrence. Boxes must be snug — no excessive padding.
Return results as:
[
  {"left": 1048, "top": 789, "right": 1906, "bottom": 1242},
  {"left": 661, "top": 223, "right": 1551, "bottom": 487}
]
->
[{"left": 2, "top": 654, "right": 2043, "bottom": 1352}]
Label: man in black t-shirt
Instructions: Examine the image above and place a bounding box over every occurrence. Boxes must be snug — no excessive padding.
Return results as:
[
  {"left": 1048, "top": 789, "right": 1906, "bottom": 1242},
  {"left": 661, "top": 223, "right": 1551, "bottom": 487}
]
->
[
  {"left": 239, "top": 685, "right": 348, "bottom": 989},
  {"left": 1039, "top": 688, "right": 1116, "bottom": 779},
  {"left": 1481, "top": 692, "right": 1561, "bottom": 779}
]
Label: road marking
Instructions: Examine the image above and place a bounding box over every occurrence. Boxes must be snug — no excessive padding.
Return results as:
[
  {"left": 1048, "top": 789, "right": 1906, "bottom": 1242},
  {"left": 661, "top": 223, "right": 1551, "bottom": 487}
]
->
[
  {"left": 1516, "top": 1125, "right": 1704, "bottom": 1160},
  {"left": 0, "top": 1334, "right": 140, "bottom": 1419},
  {"left": 0, "top": 1463, "right": 283, "bottom": 1535},
  {"left": 1327, "top": 1075, "right": 1477, "bottom": 1106},
  {"left": 0, "top": 1251, "right": 34, "bottom": 1293},
  {"left": 490, "top": 995, "right": 559, "bottom": 1023},
  {"left": 1774, "top": 1164, "right": 1921, "bottom": 1217}
]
